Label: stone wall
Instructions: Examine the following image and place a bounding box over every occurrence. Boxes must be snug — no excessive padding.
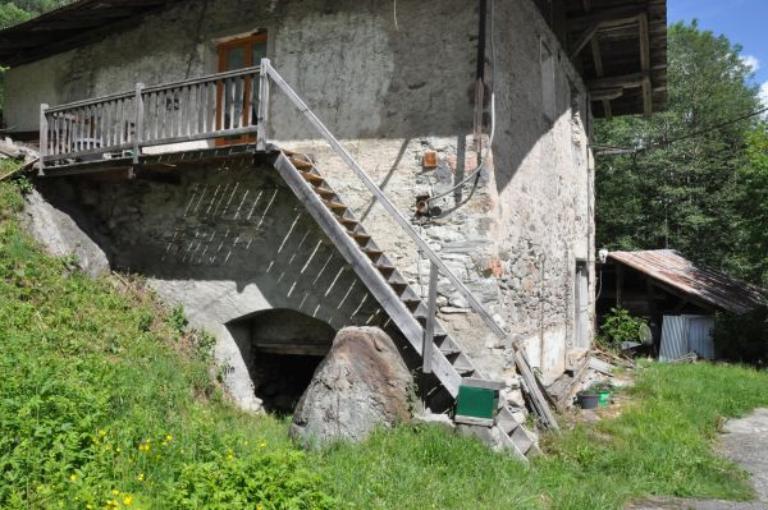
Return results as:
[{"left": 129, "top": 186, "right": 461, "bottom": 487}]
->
[
  {"left": 37, "top": 157, "right": 389, "bottom": 411},
  {"left": 15, "top": 0, "right": 596, "bottom": 388}
]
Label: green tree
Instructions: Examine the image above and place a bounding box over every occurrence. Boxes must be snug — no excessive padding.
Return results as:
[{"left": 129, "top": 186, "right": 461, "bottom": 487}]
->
[
  {"left": 0, "top": 0, "right": 70, "bottom": 27},
  {"left": 595, "top": 21, "right": 765, "bottom": 280},
  {"left": 729, "top": 126, "right": 768, "bottom": 285}
]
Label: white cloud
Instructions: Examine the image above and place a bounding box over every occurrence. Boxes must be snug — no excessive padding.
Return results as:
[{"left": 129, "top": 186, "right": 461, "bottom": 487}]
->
[{"left": 741, "top": 55, "right": 760, "bottom": 73}]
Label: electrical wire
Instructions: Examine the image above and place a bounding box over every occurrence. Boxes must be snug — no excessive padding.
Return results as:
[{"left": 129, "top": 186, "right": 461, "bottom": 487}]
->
[
  {"left": 594, "top": 105, "right": 768, "bottom": 157},
  {"left": 427, "top": 0, "right": 496, "bottom": 207}
]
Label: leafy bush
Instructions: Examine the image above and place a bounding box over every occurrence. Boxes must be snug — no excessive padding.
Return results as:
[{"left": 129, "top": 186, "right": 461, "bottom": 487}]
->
[
  {"left": 599, "top": 307, "right": 648, "bottom": 347},
  {"left": 167, "top": 304, "right": 188, "bottom": 335},
  {"left": 169, "top": 451, "right": 336, "bottom": 510},
  {"left": 714, "top": 307, "right": 768, "bottom": 366}
]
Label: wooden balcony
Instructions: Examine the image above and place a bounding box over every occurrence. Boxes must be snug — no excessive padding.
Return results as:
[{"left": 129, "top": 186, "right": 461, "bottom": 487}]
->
[{"left": 38, "top": 65, "right": 269, "bottom": 175}]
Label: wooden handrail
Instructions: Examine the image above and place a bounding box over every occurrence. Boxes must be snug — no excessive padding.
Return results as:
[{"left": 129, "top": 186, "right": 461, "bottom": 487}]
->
[{"left": 40, "top": 66, "right": 262, "bottom": 165}]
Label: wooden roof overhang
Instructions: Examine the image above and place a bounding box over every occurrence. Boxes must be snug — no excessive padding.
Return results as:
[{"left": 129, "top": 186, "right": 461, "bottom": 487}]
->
[
  {"left": 0, "top": 0, "right": 179, "bottom": 67},
  {"left": 563, "top": 0, "right": 668, "bottom": 118}
]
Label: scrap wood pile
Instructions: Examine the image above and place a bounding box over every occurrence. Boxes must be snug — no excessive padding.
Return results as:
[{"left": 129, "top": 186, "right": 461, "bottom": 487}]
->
[
  {"left": 547, "top": 347, "right": 635, "bottom": 412},
  {"left": 0, "top": 137, "right": 39, "bottom": 181}
]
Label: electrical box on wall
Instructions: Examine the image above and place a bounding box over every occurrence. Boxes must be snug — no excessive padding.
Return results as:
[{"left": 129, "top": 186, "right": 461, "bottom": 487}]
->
[{"left": 422, "top": 150, "right": 438, "bottom": 169}]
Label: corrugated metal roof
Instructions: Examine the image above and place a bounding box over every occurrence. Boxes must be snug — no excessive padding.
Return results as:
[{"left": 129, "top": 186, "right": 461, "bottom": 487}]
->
[{"left": 608, "top": 249, "right": 768, "bottom": 315}]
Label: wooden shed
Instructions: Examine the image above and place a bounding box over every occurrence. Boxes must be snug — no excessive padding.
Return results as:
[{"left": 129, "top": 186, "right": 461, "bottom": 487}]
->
[{"left": 597, "top": 250, "right": 768, "bottom": 353}]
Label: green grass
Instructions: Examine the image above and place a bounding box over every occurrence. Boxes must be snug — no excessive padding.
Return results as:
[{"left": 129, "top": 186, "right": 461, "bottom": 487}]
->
[{"left": 1, "top": 174, "right": 768, "bottom": 509}]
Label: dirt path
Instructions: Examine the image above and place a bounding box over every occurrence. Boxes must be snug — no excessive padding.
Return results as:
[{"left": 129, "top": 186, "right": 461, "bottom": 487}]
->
[{"left": 627, "top": 408, "right": 768, "bottom": 510}]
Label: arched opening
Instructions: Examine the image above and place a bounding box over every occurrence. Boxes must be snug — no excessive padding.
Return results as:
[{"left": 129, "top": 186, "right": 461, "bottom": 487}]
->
[{"left": 226, "top": 309, "right": 336, "bottom": 414}]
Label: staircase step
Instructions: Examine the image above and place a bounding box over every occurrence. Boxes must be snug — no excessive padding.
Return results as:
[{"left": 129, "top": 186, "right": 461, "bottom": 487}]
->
[
  {"left": 353, "top": 232, "right": 373, "bottom": 245},
  {"left": 440, "top": 345, "right": 461, "bottom": 361},
  {"left": 323, "top": 200, "right": 348, "bottom": 212},
  {"left": 299, "top": 170, "right": 325, "bottom": 184},
  {"left": 509, "top": 424, "right": 535, "bottom": 455},
  {"left": 496, "top": 407, "right": 521, "bottom": 436},
  {"left": 439, "top": 346, "right": 462, "bottom": 357},
  {"left": 290, "top": 156, "right": 315, "bottom": 170},
  {"left": 365, "top": 250, "right": 385, "bottom": 263},
  {"left": 315, "top": 186, "right": 336, "bottom": 198},
  {"left": 339, "top": 217, "right": 359, "bottom": 229}
]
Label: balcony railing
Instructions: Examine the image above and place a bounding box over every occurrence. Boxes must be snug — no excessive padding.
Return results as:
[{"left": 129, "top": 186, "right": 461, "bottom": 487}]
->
[{"left": 39, "top": 65, "right": 268, "bottom": 168}]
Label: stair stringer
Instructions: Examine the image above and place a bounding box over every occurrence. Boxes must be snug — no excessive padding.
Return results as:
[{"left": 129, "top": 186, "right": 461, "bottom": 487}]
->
[
  {"left": 272, "top": 151, "right": 536, "bottom": 461},
  {"left": 273, "top": 152, "right": 463, "bottom": 396}
]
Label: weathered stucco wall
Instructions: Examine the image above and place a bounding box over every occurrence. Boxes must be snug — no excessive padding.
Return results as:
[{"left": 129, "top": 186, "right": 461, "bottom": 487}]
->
[
  {"left": 489, "top": 0, "right": 597, "bottom": 377},
  {"left": 6, "top": 0, "right": 476, "bottom": 138},
  {"left": 14, "top": 0, "right": 595, "bottom": 388}
]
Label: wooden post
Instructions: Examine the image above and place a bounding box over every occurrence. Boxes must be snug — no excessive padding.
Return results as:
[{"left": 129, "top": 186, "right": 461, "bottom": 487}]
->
[
  {"left": 256, "top": 58, "right": 270, "bottom": 150},
  {"left": 38, "top": 103, "right": 49, "bottom": 174},
  {"left": 616, "top": 264, "right": 624, "bottom": 308},
  {"left": 133, "top": 83, "right": 145, "bottom": 165},
  {"left": 423, "top": 261, "right": 439, "bottom": 374}
]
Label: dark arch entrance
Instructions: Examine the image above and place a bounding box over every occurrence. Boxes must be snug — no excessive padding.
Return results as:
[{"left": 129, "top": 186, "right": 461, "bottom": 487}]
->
[{"left": 226, "top": 309, "right": 336, "bottom": 414}]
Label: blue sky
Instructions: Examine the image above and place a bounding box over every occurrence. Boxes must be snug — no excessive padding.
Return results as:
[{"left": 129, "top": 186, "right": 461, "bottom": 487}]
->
[{"left": 668, "top": 0, "right": 768, "bottom": 106}]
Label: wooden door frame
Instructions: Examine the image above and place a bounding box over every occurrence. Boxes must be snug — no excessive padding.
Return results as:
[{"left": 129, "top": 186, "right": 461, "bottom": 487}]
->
[{"left": 215, "top": 32, "right": 268, "bottom": 146}]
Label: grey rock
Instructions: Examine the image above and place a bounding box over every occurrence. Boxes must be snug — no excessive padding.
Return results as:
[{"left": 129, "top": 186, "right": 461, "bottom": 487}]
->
[
  {"left": 414, "top": 412, "right": 455, "bottom": 430},
  {"left": 22, "top": 189, "right": 110, "bottom": 278},
  {"left": 290, "top": 327, "right": 413, "bottom": 448}
]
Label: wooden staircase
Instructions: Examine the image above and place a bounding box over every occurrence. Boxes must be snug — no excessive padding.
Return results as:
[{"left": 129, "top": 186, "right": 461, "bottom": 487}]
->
[{"left": 274, "top": 150, "right": 541, "bottom": 460}]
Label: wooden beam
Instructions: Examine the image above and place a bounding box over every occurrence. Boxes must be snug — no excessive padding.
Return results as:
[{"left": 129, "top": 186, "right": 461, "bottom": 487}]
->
[
  {"left": 570, "top": 22, "right": 601, "bottom": 59},
  {"left": 638, "top": 13, "right": 653, "bottom": 117},
  {"left": 567, "top": 6, "right": 646, "bottom": 30},
  {"left": 590, "top": 87, "right": 624, "bottom": 101},
  {"left": 588, "top": 72, "right": 647, "bottom": 90},
  {"left": 590, "top": 36, "right": 612, "bottom": 118}
]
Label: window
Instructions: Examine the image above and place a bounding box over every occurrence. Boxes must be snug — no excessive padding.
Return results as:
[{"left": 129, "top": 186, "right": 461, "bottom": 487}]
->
[
  {"left": 540, "top": 40, "right": 556, "bottom": 122},
  {"left": 216, "top": 32, "right": 268, "bottom": 146}
]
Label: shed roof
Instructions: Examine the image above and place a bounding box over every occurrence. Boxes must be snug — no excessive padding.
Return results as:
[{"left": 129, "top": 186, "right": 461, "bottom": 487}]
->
[{"left": 607, "top": 250, "right": 768, "bottom": 315}]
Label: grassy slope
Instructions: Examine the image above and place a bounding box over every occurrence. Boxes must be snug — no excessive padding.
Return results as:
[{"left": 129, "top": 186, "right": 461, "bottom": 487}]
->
[{"left": 1, "top": 175, "right": 768, "bottom": 509}]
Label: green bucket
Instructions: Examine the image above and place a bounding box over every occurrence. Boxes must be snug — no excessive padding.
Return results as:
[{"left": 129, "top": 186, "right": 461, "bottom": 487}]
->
[{"left": 598, "top": 390, "right": 611, "bottom": 407}]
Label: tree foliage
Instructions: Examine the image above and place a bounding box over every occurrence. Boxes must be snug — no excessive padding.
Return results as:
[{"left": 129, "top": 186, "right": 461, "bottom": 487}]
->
[
  {"left": 595, "top": 21, "right": 768, "bottom": 285},
  {"left": 0, "top": 0, "right": 70, "bottom": 28}
]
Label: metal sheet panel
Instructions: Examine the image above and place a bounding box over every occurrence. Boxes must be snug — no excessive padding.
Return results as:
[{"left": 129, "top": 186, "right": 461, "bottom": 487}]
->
[
  {"left": 660, "top": 315, "right": 688, "bottom": 362},
  {"left": 686, "top": 315, "right": 715, "bottom": 360}
]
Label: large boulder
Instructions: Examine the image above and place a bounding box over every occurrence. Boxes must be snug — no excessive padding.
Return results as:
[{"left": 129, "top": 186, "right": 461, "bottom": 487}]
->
[
  {"left": 22, "top": 189, "right": 110, "bottom": 278},
  {"left": 290, "top": 326, "right": 413, "bottom": 447}
]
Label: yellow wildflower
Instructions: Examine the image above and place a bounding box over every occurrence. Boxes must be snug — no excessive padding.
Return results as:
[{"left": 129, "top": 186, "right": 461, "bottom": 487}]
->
[
  {"left": 136, "top": 473, "right": 145, "bottom": 482},
  {"left": 138, "top": 440, "right": 151, "bottom": 453},
  {"left": 123, "top": 495, "right": 134, "bottom": 507},
  {"left": 111, "top": 489, "right": 119, "bottom": 496},
  {"left": 69, "top": 474, "right": 77, "bottom": 482},
  {"left": 98, "top": 429, "right": 107, "bottom": 438},
  {"left": 258, "top": 441, "right": 267, "bottom": 449}
]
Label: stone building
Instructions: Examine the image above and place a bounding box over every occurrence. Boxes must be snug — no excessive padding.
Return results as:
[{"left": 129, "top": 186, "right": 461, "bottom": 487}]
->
[{"left": 0, "top": 0, "right": 667, "bottom": 453}]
